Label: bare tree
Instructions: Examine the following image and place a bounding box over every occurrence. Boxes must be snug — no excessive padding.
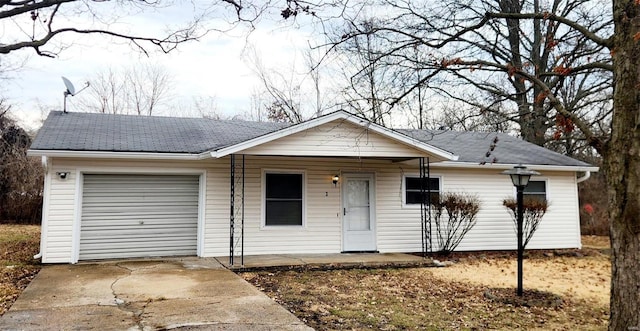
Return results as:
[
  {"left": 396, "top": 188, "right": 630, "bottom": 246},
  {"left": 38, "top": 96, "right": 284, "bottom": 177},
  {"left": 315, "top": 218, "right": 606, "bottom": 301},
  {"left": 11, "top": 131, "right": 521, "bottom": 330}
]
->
[
  {"left": 0, "top": 103, "right": 43, "bottom": 223},
  {"left": 247, "top": 46, "right": 329, "bottom": 123},
  {"left": 433, "top": 102, "right": 514, "bottom": 133},
  {"left": 334, "top": 18, "right": 394, "bottom": 125},
  {"left": 192, "top": 96, "right": 221, "bottom": 119},
  {"left": 327, "top": 1, "right": 611, "bottom": 147},
  {"left": 76, "top": 63, "right": 173, "bottom": 116},
  {"left": 126, "top": 64, "right": 172, "bottom": 116}
]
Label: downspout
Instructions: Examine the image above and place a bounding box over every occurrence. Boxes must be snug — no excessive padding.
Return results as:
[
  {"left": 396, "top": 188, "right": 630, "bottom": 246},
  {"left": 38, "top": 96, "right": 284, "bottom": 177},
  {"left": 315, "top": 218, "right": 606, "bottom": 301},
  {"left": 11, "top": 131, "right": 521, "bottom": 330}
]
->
[
  {"left": 576, "top": 171, "right": 591, "bottom": 183},
  {"left": 33, "top": 156, "right": 49, "bottom": 261}
]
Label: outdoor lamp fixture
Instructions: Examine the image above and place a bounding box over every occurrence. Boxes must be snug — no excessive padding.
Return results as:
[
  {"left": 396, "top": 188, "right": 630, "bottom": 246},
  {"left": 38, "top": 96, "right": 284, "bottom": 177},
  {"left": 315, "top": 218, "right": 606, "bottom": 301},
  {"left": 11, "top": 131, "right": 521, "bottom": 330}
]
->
[
  {"left": 332, "top": 175, "right": 340, "bottom": 187},
  {"left": 56, "top": 172, "right": 70, "bottom": 180},
  {"left": 501, "top": 164, "right": 540, "bottom": 296}
]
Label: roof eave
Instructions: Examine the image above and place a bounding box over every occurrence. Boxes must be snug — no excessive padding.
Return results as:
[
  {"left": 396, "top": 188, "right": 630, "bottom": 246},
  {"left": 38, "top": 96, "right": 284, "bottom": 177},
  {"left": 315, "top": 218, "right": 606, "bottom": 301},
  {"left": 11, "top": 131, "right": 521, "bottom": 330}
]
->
[
  {"left": 432, "top": 161, "right": 599, "bottom": 172},
  {"left": 27, "top": 149, "right": 211, "bottom": 160},
  {"left": 212, "top": 111, "right": 458, "bottom": 161}
]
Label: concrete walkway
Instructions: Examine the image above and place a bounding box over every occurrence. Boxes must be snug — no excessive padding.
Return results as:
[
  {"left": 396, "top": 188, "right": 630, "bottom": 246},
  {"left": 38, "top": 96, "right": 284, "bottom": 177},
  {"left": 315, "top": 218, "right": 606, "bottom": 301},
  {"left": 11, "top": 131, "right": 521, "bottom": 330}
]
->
[
  {"left": 217, "top": 252, "right": 434, "bottom": 270},
  {"left": 0, "top": 258, "right": 311, "bottom": 331}
]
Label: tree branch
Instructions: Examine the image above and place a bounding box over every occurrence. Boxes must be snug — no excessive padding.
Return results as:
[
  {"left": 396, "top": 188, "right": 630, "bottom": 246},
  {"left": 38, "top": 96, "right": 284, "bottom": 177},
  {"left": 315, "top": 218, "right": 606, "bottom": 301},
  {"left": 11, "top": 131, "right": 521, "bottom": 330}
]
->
[
  {"left": 0, "top": 25, "right": 201, "bottom": 56},
  {"left": 486, "top": 11, "right": 613, "bottom": 48},
  {"left": 0, "top": 0, "right": 75, "bottom": 20}
]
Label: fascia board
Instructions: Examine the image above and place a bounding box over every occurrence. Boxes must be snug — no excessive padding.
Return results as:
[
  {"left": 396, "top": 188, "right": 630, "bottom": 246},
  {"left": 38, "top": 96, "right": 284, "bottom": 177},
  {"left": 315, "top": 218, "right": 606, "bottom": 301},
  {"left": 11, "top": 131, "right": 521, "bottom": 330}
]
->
[
  {"left": 431, "top": 161, "right": 599, "bottom": 172},
  {"left": 27, "top": 149, "right": 211, "bottom": 160}
]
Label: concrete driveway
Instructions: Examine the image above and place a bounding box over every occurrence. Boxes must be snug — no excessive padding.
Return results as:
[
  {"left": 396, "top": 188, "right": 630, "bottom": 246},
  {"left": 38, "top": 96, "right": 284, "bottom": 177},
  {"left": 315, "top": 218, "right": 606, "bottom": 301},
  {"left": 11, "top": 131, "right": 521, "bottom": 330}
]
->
[{"left": 0, "top": 258, "right": 311, "bottom": 330}]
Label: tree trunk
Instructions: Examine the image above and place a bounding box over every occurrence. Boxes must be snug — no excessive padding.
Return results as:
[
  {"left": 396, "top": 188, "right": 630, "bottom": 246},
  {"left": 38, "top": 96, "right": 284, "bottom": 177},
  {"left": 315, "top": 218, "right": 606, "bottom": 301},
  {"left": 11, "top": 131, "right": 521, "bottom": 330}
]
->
[{"left": 606, "top": 1, "right": 640, "bottom": 330}]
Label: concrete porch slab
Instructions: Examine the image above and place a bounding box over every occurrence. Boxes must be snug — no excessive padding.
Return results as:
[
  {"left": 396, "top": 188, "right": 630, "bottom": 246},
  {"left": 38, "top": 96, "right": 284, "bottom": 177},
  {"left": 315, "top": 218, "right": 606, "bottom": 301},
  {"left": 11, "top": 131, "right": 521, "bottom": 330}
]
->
[{"left": 216, "top": 252, "right": 434, "bottom": 270}]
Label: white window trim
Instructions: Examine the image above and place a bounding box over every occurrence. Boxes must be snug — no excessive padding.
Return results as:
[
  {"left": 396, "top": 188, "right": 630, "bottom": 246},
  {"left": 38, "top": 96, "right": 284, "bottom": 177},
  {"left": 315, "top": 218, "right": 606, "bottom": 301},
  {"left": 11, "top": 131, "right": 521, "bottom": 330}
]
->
[
  {"left": 402, "top": 174, "right": 443, "bottom": 208},
  {"left": 261, "top": 169, "right": 307, "bottom": 229},
  {"left": 512, "top": 178, "right": 550, "bottom": 201}
]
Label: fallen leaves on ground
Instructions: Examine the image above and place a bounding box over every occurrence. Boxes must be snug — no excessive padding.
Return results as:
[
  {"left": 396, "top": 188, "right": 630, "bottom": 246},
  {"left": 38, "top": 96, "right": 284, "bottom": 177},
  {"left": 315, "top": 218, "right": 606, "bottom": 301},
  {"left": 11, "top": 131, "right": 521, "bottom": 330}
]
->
[
  {"left": 0, "top": 224, "right": 41, "bottom": 315},
  {"left": 241, "top": 239, "right": 610, "bottom": 330}
]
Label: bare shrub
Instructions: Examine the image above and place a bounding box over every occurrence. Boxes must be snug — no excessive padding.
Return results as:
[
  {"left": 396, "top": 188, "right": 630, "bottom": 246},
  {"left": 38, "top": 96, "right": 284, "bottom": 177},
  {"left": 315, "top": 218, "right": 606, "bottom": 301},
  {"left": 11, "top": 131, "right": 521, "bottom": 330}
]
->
[
  {"left": 431, "top": 193, "right": 481, "bottom": 254},
  {"left": 0, "top": 108, "right": 44, "bottom": 223},
  {"left": 502, "top": 198, "right": 549, "bottom": 249}
]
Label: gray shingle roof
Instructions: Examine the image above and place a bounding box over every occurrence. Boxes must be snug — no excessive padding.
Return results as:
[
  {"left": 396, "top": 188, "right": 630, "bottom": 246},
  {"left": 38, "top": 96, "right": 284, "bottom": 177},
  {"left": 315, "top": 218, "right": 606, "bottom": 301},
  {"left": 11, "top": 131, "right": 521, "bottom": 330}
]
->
[
  {"left": 397, "top": 129, "right": 592, "bottom": 167},
  {"left": 31, "top": 111, "right": 288, "bottom": 154},
  {"left": 31, "top": 111, "right": 593, "bottom": 168}
]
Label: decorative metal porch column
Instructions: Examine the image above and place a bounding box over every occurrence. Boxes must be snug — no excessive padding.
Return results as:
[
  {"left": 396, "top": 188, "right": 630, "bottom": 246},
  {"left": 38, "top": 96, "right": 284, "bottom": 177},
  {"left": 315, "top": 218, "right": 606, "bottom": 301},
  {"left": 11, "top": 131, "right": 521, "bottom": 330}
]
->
[
  {"left": 419, "top": 157, "right": 432, "bottom": 256},
  {"left": 229, "top": 154, "right": 245, "bottom": 266}
]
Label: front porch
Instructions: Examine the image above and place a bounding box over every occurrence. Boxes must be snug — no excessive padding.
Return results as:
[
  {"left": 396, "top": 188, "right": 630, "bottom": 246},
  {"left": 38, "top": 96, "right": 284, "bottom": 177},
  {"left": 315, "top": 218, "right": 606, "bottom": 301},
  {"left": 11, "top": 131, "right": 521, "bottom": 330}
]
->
[{"left": 216, "top": 252, "right": 435, "bottom": 270}]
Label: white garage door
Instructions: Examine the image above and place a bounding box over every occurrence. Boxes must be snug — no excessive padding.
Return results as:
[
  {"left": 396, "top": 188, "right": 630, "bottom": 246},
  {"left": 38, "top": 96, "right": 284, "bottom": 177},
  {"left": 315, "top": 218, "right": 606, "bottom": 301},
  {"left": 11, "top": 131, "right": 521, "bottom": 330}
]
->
[{"left": 80, "top": 174, "right": 200, "bottom": 260}]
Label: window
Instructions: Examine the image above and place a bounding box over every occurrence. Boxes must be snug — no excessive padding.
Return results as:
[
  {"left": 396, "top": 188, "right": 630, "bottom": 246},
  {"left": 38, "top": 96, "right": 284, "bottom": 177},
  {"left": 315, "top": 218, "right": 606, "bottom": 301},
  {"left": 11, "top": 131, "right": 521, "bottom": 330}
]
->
[
  {"left": 264, "top": 173, "right": 303, "bottom": 226},
  {"left": 524, "top": 180, "right": 547, "bottom": 201},
  {"left": 405, "top": 176, "right": 440, "bottom": 205}
]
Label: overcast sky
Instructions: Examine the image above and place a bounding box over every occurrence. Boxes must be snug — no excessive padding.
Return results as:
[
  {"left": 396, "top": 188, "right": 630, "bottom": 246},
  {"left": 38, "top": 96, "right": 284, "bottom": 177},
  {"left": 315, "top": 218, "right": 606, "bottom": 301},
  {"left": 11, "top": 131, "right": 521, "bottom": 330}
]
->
[{"left": 2, "top": 2, "right": 328, "bottom": 130}]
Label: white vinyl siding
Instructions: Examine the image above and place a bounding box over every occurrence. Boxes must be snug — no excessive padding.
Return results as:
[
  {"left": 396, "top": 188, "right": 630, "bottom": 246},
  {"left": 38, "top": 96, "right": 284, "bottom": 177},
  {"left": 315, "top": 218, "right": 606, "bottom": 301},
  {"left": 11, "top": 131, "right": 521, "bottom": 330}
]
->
[
  {"left": 376, "top": 168, "right": 581, "bottom": 252},
  {"left": 41, "top": 156, "right": 583, "bottom": 263},
  {"left": 242, "top": 119, "right": 431, "bottom": 158},
  {"left": 231, "top": 159, "right": 341, "bottom": 254},
  {"left": 79, "top": 174, "right": 199, "bottom": 260},
  {"left": 41, "top": 166, "right": 77, "bottom": 263}
]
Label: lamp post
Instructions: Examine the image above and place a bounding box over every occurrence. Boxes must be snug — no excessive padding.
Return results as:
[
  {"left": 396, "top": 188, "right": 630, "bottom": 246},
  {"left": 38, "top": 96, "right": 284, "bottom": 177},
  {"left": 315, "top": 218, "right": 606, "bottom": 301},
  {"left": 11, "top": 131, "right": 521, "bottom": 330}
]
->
[{"left": 501, "top": 164, "right": 540, "bottom": 296}]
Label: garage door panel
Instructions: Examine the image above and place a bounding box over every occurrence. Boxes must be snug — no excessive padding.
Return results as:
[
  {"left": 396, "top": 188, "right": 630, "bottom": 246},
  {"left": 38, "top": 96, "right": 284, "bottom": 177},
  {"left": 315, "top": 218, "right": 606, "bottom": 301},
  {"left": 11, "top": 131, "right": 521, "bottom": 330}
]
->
[
  {"left": 81, "top": 211, "right": 198, "bottom": 220},
  {"left": 80, "top": 234, "right": 198, "bottom": 242},
  {"left": 79, "top": 174, "right": 200, "bottom": 261},
  {"left": 80, "top": 239, "right": 197, "bottom": 249},
  {"left": 79, "top": 249, "right": 196, "bottom": 260},
  {"left": 80, "top": 226, "right": 198, "bottom": 237},
  {"left": 81, "top": 206, "right": 198, "bottom": 214},
  {"left": 83, "top": 218, "right": 199, "bottom": 225}
]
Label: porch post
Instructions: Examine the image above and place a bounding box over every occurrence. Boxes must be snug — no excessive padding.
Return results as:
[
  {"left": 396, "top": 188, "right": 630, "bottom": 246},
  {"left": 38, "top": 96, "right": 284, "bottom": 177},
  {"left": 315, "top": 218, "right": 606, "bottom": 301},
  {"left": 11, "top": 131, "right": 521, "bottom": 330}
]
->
[
  {"left": 419, "top": 157, "right": 432, "bottom": 256},
  {"left": 240, "top": 154, "right": 245, "bottom": 266},
  {"left": 229, "top": 154, "right": 246, "bottom": 267},
  {"left": 229, "top": 154, "right": 235, "bottom": 265}
]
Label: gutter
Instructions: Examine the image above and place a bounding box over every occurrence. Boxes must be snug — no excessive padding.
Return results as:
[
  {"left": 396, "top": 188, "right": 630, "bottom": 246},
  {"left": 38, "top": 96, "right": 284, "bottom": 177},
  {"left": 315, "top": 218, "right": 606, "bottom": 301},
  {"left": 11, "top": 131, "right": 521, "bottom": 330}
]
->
[
  {"left": 576, "top": 171, "right": 591, "bottom": 183},
  {"left": 27, "top": 150, "right": 211, "bottom": 160},
  {"left": 431, "top": 161, "right": 599, "bottom": 172}
]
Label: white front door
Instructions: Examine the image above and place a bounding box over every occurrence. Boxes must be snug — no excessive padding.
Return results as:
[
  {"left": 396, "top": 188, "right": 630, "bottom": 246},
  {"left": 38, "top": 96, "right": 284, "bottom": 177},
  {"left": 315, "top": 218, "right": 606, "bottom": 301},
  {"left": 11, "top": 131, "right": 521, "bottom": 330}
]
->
[{"left": 342, "top": 173, "right": 376, "bottom": 252}]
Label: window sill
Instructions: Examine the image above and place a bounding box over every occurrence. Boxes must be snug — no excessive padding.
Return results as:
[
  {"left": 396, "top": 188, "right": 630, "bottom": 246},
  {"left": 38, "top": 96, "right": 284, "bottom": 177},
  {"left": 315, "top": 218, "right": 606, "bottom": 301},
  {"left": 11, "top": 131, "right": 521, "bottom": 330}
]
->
[{"left": 260, "top": 225, "right": 306, "bottom": 231}]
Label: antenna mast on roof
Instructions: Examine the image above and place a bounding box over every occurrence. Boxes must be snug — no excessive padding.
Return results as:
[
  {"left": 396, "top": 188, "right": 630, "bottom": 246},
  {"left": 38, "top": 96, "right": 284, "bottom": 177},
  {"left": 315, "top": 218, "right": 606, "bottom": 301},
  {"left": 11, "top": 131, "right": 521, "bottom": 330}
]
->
[{"left": 61, "top": 76, "right": 89, "bottom": 113}]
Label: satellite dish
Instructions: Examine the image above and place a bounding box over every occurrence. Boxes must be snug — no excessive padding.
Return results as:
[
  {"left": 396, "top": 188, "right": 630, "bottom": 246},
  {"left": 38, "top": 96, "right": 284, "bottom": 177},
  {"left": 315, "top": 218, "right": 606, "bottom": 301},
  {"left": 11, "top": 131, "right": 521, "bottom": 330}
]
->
[
  {"left": 61, "top": 76, "right": 76, "bottom": 96},
  {"left": 60, "top": 76, "right": 89, "bottom": 113}
]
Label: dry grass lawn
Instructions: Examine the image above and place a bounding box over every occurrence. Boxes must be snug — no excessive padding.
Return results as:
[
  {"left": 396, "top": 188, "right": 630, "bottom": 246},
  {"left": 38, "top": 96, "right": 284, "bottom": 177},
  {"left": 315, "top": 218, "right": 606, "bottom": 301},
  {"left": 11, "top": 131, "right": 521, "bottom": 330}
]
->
[
  {"left": 0, "top": 225, "right": 612, "bottom": 330},
  {"left": 0, "top": 224, "right": 41, "bottom": 315},
  {"left": 428, "top": 249, "right": 610, "bottom": 307},
  {"left": 242, "top": 237, "right": 611, "bottom": 330}
]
